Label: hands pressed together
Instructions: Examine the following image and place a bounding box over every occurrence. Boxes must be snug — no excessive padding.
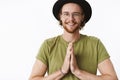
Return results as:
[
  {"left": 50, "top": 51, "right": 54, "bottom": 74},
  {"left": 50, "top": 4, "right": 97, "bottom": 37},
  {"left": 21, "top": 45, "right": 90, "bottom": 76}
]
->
[{"left": 61, "top": 42, "right": 80, "bottom": 75}]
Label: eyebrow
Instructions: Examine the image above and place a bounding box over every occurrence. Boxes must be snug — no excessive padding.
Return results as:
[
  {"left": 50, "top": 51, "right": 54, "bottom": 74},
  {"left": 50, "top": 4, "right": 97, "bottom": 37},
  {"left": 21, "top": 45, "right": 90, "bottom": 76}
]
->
[
  {"left": 62, "top": 11, "right": 81, "bottom": 13},
  {"left": 62, "top": 12, "right": 82, "bottom": 15}
]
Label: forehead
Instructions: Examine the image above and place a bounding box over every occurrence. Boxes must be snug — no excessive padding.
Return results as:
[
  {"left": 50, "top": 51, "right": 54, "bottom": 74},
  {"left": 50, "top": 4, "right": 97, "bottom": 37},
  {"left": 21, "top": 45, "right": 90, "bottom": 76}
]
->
[{"left": 61, "top": 3, "right": 83, "bottom": 13}]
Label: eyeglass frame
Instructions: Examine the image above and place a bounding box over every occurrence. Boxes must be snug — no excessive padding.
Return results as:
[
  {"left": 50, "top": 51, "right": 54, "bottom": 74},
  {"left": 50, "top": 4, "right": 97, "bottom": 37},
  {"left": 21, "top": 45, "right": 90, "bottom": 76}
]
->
[{"left": 60, "top": 11, "right": 84, "bottom": 19}]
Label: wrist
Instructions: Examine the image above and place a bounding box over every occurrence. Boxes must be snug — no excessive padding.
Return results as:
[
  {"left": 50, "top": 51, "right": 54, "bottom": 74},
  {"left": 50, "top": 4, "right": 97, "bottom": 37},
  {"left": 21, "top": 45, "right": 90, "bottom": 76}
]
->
[
  {"left": 72, "top": 68, "right": 81, "bottom": 76},
  {"left": 60, "top": 68, "right": 67, "bottom": 76}
]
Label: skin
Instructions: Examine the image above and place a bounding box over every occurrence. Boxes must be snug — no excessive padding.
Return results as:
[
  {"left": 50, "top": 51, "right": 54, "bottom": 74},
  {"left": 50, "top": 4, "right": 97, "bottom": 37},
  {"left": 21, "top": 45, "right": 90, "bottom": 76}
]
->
[{"left": 29, "top": 3, "right": 118, "bottom": 80}]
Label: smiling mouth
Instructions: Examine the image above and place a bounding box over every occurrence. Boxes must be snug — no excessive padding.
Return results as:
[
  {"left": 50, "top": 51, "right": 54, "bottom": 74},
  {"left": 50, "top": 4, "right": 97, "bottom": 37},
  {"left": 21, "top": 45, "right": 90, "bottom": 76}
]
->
[{"left": 67, "top": 23, "right": 76, "bottom": 27}]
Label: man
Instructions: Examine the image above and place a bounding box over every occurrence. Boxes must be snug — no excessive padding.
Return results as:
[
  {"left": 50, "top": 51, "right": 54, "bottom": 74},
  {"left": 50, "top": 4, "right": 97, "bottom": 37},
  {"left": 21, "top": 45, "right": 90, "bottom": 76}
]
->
[{"left": 29, "top": 0, "right": 118, "bottom": 80}]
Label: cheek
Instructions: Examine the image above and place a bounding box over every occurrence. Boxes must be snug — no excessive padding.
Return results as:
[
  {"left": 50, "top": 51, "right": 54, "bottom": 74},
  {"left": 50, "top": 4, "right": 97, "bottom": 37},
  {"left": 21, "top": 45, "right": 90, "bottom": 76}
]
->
[
  {"left": 60, "top": 18, "right": 66, "bottom": 24},
  {"left": 77, "top": 17, "right": 84, "bottom": 23},
  {"left": 60, "top": 16, "right": 65, "bottom": 21},
  {"left": 74, "top": 19, "right": 81, "bottom": 24}
]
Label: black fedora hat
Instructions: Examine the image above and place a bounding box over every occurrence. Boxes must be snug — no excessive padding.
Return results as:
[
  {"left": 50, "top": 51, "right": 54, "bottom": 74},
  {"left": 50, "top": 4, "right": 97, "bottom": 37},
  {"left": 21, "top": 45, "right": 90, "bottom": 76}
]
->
[{"left": 52, "top": 0, "right": 92, "bottom": 23}]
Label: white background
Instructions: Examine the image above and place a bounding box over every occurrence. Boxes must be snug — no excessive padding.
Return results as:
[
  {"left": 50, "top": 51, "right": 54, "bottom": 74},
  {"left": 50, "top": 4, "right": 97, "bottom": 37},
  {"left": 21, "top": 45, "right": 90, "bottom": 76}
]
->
[{"left": 0, "top": 0, "right": 120, "bottom": 80}]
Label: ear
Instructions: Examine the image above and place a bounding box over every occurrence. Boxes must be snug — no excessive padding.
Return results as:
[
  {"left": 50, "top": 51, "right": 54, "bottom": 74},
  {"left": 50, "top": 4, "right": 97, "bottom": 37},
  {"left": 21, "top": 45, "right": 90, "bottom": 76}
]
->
[
  {"left": 58, "top": 13, "right": 62, "bottom": 20},
  {"left": 81, "top": 14, "right": 85, "bottom": 22},
  {"left": 80, "top": 15, "right": 86, "bottom": 28}
]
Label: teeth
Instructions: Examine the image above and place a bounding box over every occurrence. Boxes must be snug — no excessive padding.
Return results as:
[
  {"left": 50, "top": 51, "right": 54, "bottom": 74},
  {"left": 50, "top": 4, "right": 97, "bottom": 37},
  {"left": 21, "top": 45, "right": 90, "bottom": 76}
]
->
[{"left": 68, "top": 23, "right": 74, "bottom": 26}]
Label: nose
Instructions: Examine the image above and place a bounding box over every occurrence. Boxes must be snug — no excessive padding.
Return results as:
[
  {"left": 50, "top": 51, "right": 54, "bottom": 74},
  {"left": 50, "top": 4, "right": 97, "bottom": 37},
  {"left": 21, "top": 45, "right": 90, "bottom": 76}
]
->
[{"left": 69, "top": 14, "right": 74, "bottom": 21}]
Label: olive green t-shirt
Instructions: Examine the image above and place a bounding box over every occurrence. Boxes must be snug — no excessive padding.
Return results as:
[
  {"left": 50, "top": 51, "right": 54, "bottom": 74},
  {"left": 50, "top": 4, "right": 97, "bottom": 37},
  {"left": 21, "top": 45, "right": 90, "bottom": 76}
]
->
[{"left": 36, "top": 34, "right": 110, "bottom": 80}]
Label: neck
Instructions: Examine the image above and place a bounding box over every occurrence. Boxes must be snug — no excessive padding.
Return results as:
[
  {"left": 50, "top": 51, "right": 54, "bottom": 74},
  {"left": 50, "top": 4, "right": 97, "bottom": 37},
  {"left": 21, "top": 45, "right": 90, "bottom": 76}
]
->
[{"left": 62, "top": 31, "right": 80, "bottom": 43}]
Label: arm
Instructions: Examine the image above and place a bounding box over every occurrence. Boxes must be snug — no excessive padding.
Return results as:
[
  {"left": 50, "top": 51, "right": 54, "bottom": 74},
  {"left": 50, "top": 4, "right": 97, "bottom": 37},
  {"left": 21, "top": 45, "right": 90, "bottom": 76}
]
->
[
  {"left": 29, "top": 59, "right": 65, "bottom": 80},
  {"left": 29, "top": 43, "right": 72, "bottom": 80},
  {"left": 71, "top": 58, "right": 118, "bottom": 80},
  {"left": 97, "top": 58, "right": 118, "bottom": 80},
  {"left": 69, "top": 42, "right": 118, "bottom": 80}
]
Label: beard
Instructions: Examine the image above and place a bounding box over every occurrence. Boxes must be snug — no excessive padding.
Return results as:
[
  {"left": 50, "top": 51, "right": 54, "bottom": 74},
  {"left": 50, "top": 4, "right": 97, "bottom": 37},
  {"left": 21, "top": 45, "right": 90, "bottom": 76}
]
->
[
  {"left": 62, "top": 22, "right": 80, "bottom": 33},
  {"left": 63, "top": 25, "right": 79, "bottom": 33}
]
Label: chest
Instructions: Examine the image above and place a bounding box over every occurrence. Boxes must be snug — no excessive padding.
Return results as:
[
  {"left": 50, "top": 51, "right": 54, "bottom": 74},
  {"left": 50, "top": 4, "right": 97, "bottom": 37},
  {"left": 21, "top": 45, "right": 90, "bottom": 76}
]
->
[{"left": 48, "top": 43, "right": 98, "bottom": 74}]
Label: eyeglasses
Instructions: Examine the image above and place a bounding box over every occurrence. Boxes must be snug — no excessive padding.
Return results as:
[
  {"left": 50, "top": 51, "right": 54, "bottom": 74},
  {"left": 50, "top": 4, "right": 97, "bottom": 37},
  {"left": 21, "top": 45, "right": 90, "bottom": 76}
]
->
[{"left": 61, "top": 12, "right": 83, "bottom": 19}]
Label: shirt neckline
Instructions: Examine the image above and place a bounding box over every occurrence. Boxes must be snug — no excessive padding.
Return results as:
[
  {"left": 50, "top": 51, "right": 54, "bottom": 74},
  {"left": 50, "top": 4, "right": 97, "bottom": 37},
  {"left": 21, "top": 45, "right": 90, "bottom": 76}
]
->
[{"left": 59, "top": 34, "right": 85, "bottom": 45}]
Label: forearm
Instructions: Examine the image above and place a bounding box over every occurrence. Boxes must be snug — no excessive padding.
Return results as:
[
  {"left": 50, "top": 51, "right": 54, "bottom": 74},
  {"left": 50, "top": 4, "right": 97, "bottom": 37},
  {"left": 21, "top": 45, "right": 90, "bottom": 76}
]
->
[
  {"left": 44, "top": 69, "right": 65, "bottom": 80},
  {"left": 73, "top": 69, "right": 118, "bottom": 80},
  {"left": 30, "top": 69, "right": 65, "bottom": 80}
]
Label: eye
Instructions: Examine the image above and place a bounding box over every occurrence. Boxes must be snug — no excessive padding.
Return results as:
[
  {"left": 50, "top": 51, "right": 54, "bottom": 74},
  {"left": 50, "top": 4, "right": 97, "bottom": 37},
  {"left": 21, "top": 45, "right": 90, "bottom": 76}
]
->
[
  {"left": 73, "top": 13, "right": 81, "bottom": 17},
  {"left": 62, "top": 13, "right": 69, "bottom": 16}
]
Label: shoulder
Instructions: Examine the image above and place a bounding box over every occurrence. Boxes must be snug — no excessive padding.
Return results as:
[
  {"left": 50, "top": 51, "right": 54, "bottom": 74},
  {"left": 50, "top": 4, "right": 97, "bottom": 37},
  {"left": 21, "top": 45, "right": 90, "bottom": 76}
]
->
[
  {"left": 82, "top": 34, "right": 100, "bottom": 42},
  {"left": 80, "top": 34, "right": 102, "bottom": 46},
  {"left": 43, "top": 35, "right": 61, "bottom": 46}
]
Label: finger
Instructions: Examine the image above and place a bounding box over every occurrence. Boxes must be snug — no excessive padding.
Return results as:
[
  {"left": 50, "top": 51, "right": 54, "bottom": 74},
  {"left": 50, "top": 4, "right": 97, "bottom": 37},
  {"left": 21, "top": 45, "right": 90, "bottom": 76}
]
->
[
  {"left": 70, "top": 50, "right": 74, "bottom": 60},
  {"left": 68, "top": 42, "right": 73, "bottom": 48},
  {"left": 66, "top": 52, "right": 71, "bottom": 60},
  {"left": 67, "top": 43, "right": 72, "bottom": 49},
  {"left": 69, "top": 42, "right": 73, "bottom": 46},
  {"left": 68, "top": 43, "right": 73, "bottom": 51}
]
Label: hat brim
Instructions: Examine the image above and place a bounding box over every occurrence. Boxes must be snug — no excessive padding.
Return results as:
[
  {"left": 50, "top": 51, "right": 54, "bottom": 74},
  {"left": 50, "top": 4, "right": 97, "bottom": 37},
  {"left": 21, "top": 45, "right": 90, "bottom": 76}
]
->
[{"left": 52, "top": 0, "right": 92, "bottom": 23}]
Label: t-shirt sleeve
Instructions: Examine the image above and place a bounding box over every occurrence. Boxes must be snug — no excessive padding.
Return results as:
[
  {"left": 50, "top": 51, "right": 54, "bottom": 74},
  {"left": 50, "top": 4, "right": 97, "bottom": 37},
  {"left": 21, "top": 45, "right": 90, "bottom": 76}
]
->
[
  {"left": 97, "top": 39, "right": 110, "bottom": 64},
  {"left": 36, "top": 40, "right": 49, "bottom": 65}
]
